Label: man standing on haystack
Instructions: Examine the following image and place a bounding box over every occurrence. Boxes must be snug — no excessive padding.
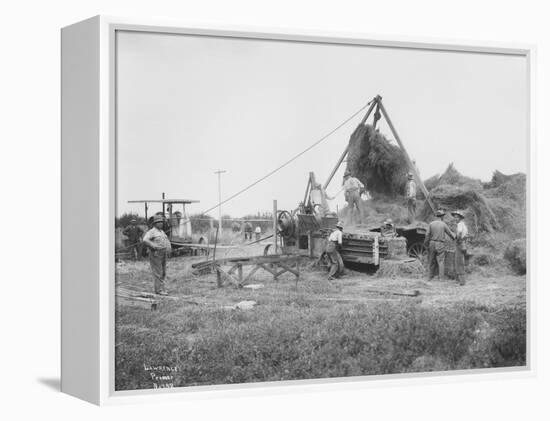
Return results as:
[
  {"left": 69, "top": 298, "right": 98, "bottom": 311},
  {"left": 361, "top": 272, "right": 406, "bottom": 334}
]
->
[
  {"left": 424, "top": 209, "right": 455, "bottom": 281},
  {"left": 142, "top": 214, "right": 172, "bottom": 295},
  {"left": 343, "top": 169, "right": 365, "bottom": 224},
  {"left": 405, "top": 172, "right": 417, "bottom": 223},
  {"left": 452, "top": 210, "right": 468, "bottom": 286},
  {"left": 326, "top": 221, "right": 345, "bottom": 280}
]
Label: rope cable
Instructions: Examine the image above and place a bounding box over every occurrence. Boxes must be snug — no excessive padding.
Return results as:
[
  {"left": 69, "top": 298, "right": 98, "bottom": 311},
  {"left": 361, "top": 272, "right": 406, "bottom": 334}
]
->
[{"left": 200, "top": 101, "right": 370, "bottom": 216}]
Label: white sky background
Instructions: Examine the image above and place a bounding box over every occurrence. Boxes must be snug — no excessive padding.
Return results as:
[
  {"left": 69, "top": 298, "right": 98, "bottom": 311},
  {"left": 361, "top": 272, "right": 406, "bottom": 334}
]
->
[{"left": 116, "top": 31, "right": 527, "bottom": 218}]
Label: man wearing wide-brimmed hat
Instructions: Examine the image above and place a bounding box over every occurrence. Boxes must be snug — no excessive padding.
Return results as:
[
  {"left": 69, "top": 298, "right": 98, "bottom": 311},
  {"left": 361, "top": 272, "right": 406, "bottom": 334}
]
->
[
  {"left": 342, "top": 169, "right": 365, "bottom": 224},
  {"left": 424, "top": 209, "right": 456, "bottom": 281},
  {"left": 380, "top": 218, "right": 396, "bottom": 238},
  {"left": 326, "top": 221, "right": 345, "bottom": 280},
  {"left": 452, "top": 210, "right": 469, "bottom": 286},
  {"left": 142, "top": 214, "right": 172, "bottom": 295},
  {"left": 405, "top": 172, "right": 417, "bottom": 224}
]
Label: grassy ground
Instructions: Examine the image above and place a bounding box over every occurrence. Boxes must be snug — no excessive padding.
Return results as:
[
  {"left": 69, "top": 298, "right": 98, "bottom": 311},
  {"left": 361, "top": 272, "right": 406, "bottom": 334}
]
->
[{"left": 115, "top": 242, "right": 526, "bottom": 391}]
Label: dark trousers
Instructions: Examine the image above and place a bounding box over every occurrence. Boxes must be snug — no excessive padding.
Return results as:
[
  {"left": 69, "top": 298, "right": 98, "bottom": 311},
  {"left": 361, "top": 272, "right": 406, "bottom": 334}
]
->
[
  {"left": 455, "top": 242, "right": 467, "bottom": 284},
  {"left": 427, "top": 241, "right": 446, "bottom": 280},
  {"left": 326, "top": 241, "right": 344, "bottom": 279},
  {"left": 346, "top": 190, "right": 363, "bottom": 224},
  {"left": 407, "top": 198, "right": 416, "bottom": 223},
  {"left": 149, "top": 250, "right": 167, "bottom": 293},
  {"left": 130, "top": 243, "right": 142, "bottom": 260},
  {"left": 244, "top": 232, "right": 252, "bottom": 241}
]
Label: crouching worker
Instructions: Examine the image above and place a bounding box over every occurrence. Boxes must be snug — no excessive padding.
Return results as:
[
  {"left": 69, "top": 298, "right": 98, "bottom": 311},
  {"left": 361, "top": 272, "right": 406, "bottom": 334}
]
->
[
  {"left": 452, "top": 210, "right": 468, "bottom": 286},
  {"left": 380, "top": 219, "right": 397, "bottom": 238},
  {"left": 326, "top": 221, "right": 345, "bottom": 280},
  {"left": 424, "top": 209, "right": 455, "bottom": 281},
  {"left": 142, "top": 214, "right": 172, "bottom": 295}
]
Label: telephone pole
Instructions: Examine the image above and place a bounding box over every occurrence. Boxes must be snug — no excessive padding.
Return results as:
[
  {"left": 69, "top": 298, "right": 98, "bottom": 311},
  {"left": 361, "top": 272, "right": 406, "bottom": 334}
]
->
[{"left": 214, "top": 169, "right": 226, "bottom": 231}]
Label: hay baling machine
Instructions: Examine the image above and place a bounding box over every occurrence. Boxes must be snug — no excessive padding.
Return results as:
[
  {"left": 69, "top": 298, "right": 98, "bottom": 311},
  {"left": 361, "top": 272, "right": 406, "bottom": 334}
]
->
[{"left": 273, "top": 95, "right": 433, "bottom": 268}]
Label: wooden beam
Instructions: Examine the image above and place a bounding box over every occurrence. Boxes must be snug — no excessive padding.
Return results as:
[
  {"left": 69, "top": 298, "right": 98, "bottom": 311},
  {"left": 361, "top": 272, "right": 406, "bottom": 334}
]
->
[
  {"left": 323, "top": 98, "right": 378, "bottom": 190},
  {"left": 377, "top": 100, "right": 437, "bottom": 215}
]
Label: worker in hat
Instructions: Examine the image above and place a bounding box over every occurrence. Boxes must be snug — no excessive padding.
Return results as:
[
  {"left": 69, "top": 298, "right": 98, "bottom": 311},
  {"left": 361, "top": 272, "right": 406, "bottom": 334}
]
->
[
  {"left": 122, "top": 218, "right": 144, "bottom": 260},
  {"left": 326, "top": 221, "right": 345, "bottom": 280},
  {"left": 452, "top": 210, "right": 469, "bottom": 286},
  {"left": 243, "top": 220, "right": 253, "bottom": 241},
  {"left": 380, "top": 218, "right": 397, "bottom": 238},
  {"left": 424, "top": 209, "right": 456, "bottom": 281},
  {"left": 405, "top": 172, "right": 417, "bottom": 224},
  {"left": 142, "top": 214, "right": 172, "bottom": 295},
  {"left": 342, "top": 169, "right": 365, "bottom": 225}
]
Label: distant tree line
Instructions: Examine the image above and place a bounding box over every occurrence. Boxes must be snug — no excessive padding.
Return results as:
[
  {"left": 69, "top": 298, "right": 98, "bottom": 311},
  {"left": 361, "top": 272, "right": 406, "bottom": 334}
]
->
[{"left": 116, "top": 211, "right": 274, "bottom": 233}]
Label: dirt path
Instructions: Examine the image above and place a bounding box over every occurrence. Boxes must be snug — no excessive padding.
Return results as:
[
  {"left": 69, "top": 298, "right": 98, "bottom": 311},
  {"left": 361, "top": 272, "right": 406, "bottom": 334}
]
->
[{"left": 116, "top": 249, "right": 526, "bottom": 311}]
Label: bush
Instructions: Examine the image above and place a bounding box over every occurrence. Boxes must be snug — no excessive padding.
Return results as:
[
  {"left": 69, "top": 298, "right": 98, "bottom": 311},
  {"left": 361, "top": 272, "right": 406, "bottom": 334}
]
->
[{"left": 504, "top": 239, "right": 527, "bottom": 275}]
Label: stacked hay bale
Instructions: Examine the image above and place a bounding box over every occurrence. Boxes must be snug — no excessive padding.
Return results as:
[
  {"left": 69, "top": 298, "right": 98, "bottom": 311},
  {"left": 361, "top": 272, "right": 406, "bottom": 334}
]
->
[{"left": 382, "top": 237, "right": 407, "bottom": 259}]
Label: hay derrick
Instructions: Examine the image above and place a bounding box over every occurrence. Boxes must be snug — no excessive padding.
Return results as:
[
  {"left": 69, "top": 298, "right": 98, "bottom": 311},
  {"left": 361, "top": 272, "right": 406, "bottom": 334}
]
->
[{"left": 346, "top": 124, "right": 408, "bottom": 197}]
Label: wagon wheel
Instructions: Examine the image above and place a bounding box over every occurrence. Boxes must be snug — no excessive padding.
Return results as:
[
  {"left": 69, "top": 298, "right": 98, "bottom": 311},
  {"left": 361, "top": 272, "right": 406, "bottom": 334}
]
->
[
  {"left": 408, "top": 242, "right": 427, "bottom": 266},
  {"left": 277, "top": 210, "right": 295, "bottom": 239},
  {"left": 263, "top": 243, "right": 274, "bottom": 256}
]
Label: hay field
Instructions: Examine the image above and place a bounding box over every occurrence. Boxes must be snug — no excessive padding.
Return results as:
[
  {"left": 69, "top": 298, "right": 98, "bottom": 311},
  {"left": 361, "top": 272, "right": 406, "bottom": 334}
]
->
[{"left": 115, "top": 242, "right": 526, "bottom": 391}]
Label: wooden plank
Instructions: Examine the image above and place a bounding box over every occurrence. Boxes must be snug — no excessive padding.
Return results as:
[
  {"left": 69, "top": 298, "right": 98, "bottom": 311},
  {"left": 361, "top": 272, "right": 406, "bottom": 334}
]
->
[
  {"left": 116, "top": 295, "right": 158, "bottom": 310},
  {"left": 277, "top": 263, "right": 300, "bottom": 278},
  {"left": 242, "top": 265, "right": 261, "bottom": 284},
  {"left": 215, "top": 265, "right": 241, "bottom": 287}
]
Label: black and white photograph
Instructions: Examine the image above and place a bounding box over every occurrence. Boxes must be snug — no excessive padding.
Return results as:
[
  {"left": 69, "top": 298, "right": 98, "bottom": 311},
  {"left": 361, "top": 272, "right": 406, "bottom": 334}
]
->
[{"left": 113, "top": 29, "right": 528, "bottom": 391}]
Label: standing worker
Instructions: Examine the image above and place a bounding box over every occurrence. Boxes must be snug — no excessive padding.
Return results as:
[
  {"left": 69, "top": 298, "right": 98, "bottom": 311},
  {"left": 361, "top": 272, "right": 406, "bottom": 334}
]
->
[
  {"left": 405, "top": 172, "right": 417, "bottom": 224},
  {"left": 123, "top": 218, "right": 144, "bottom": 260},
  {"left": 255, "top": 225, "right": 262, "bottom": 241},
  {"left": 142, "top": 214, "right": 172, "bottom": 295},
  {"left": 326, "top": 221, "right": 345, "bottom": 280},
  {"left": 243, "top": 221, "right": 253, "bottom": 241},
  {"left": 424, "top": 209, "right": 456, "bottom": 281},
  {"left": 452, "top": 210, "right": 469, "bottom": 286},
  {"left": 342, "top": 170, "right": 365, "bottom": 225}
]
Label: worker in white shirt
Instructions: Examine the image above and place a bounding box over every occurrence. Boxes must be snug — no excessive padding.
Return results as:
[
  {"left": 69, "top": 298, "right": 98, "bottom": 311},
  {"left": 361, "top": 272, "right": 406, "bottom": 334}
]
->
[
  {"left": 343, "top": 170, "right": 365, "bottom": 225},
  {"left": 405, "top": 172, "right": 417, "bottom": 224},
  {"left": 326, "top": 221, "right": 345, "bottom": 280},
  {"left": 142, "top": 214, "right": 172, "bottom": 295},
  {"left": 452, "top": 210, "right": 469, "bottom": 286},
  {"left": 254, "top": 225, "right": 262, "bottom": 241}
]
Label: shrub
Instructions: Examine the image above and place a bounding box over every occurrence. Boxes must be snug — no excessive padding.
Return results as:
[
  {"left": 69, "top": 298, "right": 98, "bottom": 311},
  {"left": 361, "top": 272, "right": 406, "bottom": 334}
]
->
[{"left": 504, "top": 239, "right": 527, "bottom": 275}]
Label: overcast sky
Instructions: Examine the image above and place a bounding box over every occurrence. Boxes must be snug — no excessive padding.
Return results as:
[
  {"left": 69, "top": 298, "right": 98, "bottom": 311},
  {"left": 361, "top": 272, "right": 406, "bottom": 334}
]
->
[{"left": 116, "top": 31, "right": 528, "bottom": 218}]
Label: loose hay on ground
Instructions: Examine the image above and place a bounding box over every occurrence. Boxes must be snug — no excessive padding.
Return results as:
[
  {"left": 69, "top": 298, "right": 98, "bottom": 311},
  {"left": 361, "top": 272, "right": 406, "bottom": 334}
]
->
[{"left": 376, "top": 259, "right": 425, "bottom": 279}]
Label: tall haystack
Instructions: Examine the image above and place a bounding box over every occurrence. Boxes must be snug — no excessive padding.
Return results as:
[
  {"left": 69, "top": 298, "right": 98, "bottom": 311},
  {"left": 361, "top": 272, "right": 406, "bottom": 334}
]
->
[
  {"left": 419, "top": 164, "right": 500, "bottom": 233},
  {"left": 346, "top": 124, "right": 408, "bottom": 197}
]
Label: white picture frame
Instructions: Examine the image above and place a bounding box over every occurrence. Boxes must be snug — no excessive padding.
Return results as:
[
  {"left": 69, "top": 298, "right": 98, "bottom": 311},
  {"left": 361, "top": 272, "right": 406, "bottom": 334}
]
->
[{"left": 61, "top": 15, "right": 536, "bottom": 405}]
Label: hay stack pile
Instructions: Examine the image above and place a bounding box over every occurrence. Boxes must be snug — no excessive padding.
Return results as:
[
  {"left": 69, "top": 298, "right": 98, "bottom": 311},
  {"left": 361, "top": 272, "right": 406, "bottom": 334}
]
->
[
  {"left": 346, "top": 124, "right": 408, "bottom": 197},
  {"left": 419, "top": 164, "right": 500, "bottom": 233}
]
